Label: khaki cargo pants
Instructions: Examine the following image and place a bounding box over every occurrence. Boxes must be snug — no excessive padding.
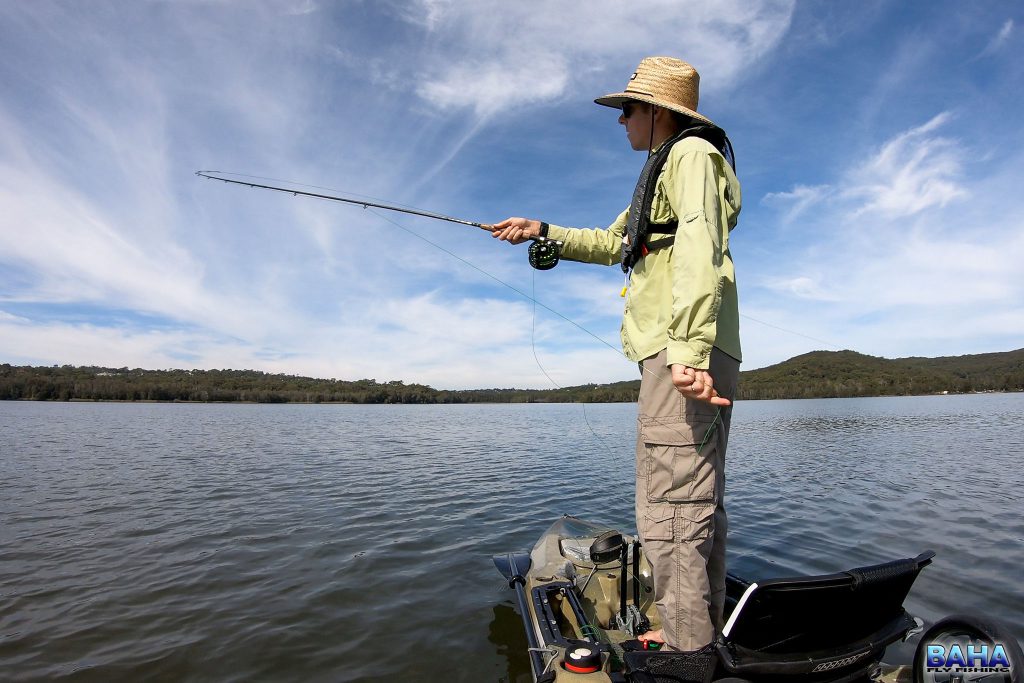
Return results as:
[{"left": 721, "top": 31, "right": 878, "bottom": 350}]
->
[{"left": 635, "top": 347, "right": 739, "bottom": 651}]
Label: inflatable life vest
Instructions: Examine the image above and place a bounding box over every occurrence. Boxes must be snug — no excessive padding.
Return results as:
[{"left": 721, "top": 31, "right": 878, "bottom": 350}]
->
[{"left": 621, "top": 125, "right": 735, "bottom": 273}]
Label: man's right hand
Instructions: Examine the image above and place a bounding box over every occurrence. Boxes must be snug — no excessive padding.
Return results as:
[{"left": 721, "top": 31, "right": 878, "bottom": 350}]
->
[
  {"left": 491, "top": 217, "right": 542, "bottom": 245},
  {"left": 670, "top": 365, "right": 732, "bottom": 406}
]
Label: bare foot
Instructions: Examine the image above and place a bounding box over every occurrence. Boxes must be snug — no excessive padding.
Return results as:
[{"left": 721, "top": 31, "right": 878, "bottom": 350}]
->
[{"left": 638, "top": 629, "right": 665, "bottom": 643}]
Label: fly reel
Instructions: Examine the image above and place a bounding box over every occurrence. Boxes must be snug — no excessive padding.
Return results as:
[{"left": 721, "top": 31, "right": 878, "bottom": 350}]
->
[{"left": 528, "top": 236, "right": 562, "bottom": 270}]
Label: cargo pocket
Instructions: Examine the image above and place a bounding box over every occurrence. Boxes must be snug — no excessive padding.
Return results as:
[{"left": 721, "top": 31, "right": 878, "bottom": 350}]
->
[
  {"left": 639, "top": 503, "right": 714, "bottom": 543},
  {"left": 639, "top": 503, "right": 675, "bottom": 542},
  {"left": 640, "top": 416, "right": 718, "bottom": 504},
  {"left": 675, "top": 503, "right": 714, "bottom": 542}
]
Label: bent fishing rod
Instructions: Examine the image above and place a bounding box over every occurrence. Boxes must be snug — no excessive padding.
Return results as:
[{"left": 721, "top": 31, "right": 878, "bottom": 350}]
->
[{"left": 195, "top": 170, "right": 562, "bottom": 270}]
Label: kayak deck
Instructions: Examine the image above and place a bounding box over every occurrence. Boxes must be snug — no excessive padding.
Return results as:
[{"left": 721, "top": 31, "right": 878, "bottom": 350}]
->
[{"left": 497, "top": 515, "right": 931, "bottom": 683}]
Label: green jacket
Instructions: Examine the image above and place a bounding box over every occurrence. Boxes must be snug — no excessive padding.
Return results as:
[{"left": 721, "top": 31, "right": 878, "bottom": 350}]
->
[{"left": 546, "top": 136, "right": 741, "bottom": 369}]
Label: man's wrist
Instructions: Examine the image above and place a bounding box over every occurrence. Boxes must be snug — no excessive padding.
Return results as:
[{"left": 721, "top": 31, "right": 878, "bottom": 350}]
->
[{"left": 539, "top": 221, "right": 549, "bottom": 238}]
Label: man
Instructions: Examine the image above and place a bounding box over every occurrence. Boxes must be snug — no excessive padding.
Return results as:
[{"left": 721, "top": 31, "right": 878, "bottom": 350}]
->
[{"left": 491, "top": 56, "right": 742, "bottom": 652}]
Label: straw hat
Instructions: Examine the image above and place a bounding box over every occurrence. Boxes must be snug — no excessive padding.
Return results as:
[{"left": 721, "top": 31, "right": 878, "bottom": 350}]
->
[{"left": 595, "top": 56, "right": 715, "bottom": 127}]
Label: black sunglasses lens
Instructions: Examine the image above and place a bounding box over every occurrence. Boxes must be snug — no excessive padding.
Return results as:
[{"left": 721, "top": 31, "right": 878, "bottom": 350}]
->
[{"left": 622, "top": 103, "right": 633, "bottom": 118}]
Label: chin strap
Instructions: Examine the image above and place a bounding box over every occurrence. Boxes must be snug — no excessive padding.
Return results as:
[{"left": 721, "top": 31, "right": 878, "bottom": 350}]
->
[{"left": 648, "top": 107, "right": 656, "bottom": 158}]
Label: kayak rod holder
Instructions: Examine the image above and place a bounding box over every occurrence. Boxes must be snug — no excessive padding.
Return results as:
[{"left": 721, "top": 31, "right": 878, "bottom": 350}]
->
[
  {"left": 619, "top": 541, "right": 628, "bottom": 622},
  {"left": 633, "top": 540, "right": 641, "bottom": 608}
]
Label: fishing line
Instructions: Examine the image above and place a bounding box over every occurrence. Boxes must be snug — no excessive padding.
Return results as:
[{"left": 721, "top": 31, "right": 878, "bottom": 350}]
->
[
  {"left": 364, "top": 208, "right": 719, "bottom": 440},
  {"left": 529, "top": 268, "right": 564, "bottom": 391},
  {"left": 198, "top": 171, "right": 804, "bottom": 438},
  {"left": 214, "top": 174, "right": 823, "bottom": 356},
  {"left": 196, "top": 170, "right": 623, "bottom": 350},
  {"left": 367, "top": 201, "right": 712, "bottom": 453},
  {"left": 739, "top": 313, "right": 842, "bottom": 350},
  {"left": 530, "top": 268, "right": 619, "bottom": 459},
  {"left": 199, "top": 170, "right": 829, "bottom": 361},
  {"left": 364, "top": 204, "right": 653, "bottom": 449},
  {"left": 200, "top": 170, "right": 730, "bottom": 451},
  {"left": 354, "top": 210, "right": 625, "bottom": 357}
]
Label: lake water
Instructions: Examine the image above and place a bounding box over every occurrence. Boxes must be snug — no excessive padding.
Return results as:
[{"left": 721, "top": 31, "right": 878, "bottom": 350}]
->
[{"left": 1, "top": 394, "right": 1022, "bottom": 682}]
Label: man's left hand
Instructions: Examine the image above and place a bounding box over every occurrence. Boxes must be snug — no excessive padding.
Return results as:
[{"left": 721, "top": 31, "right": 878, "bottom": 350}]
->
[{"left": 670, "top": 365, "right": 732, "bottom": 406}]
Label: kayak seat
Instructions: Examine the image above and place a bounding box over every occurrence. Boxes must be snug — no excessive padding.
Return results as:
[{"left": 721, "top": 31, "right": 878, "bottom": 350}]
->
[{"left": 716, "top": 551, "right": 934, "bottom": 680}]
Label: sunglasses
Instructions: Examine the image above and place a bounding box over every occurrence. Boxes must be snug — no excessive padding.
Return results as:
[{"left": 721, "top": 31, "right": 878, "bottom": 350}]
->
[{"left": 621, "top": 101, "right": 645, "bottom": 119}]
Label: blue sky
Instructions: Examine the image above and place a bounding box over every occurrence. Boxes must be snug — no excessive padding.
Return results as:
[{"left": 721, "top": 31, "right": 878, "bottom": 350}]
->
[{"left": 1, "top": 1, "right": 1021, "bottom": 389}]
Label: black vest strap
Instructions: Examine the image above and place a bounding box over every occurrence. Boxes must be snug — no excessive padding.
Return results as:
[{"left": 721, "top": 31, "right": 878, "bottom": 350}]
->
[
  {"left": 639, "top": 220, "right": 679, "bottom": 258},
  {"left": 647, "top": 221, "right": 678, "bottom": 234}
]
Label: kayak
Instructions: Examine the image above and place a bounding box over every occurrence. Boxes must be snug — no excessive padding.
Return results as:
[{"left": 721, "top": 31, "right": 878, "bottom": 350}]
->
[{"left": 493, "top": 515, "right": 1022, "bottom": 683}]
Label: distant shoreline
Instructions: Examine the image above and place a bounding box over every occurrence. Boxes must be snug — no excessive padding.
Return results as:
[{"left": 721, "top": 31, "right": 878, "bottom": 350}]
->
[
  {"left": 3, "top": 390, "right": 1019, "bottom": 406},
  {"left": 3, "top": 348, "right": 1022, "bottom": 403}
]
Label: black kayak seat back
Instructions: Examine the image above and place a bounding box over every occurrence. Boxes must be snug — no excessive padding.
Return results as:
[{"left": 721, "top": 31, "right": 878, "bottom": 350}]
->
[{"left": 722, "top": 550, "right": 935, "bottom": 654}]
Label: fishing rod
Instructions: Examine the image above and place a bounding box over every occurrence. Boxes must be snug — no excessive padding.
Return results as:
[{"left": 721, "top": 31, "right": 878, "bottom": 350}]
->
[
  {"left": 195, "top": 170, "right": 563, "bottom": 270},
  {"left": 198, "top": 170, "right": 731, "bottom": 423},
  {"left": 195, "top": 170, "right": 823, "bottom": 405}
]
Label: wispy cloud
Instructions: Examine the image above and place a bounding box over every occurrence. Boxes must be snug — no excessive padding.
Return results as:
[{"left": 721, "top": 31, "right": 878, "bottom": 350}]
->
[
  {"left": 745, "top": 111, "right": 1024, "bottom": 365},
  {"left": 0, "top": 291, "right": 636, "bottom": 388},
  {"left": 974, "top": 18, "right": 1014, "bottom": 59},
  {"left": 284, "top": 0, "right": 318, "bottom": 17},
  {"left": 841, "top": 112, "right": 967, "bottom": 219},
  {"left": 417, "top": 53, "right": 571, "bottom": 119},
  {"left": 386, "top": 0, "right": 797, "bottom": 190},
  {"left": 398, "top": 0, "right": 796, "bottom": 115},
  {"left": 761, "top": 275, "right": 841, "bottom": 302},
  {"left": 0, "top": 310, "right": 28, "bottom": 323},
  {"left": 761, "top": 184, "right": 832, "bottom": 223}
]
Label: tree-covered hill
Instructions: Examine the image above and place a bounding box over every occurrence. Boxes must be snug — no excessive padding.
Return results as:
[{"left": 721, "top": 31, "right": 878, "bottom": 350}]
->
[
  {"left": 1, "top": 348, "right": 1021, "bottom": 403},
  {"left": 0, "top": 365, "right": 637, "bottom": 404},
  {"left": 737, "top": 348, "right": 1024, "bottom": 399}
]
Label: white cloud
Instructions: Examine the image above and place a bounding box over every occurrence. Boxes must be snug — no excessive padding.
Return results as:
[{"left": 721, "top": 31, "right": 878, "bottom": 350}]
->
[
  {"left": 761, "top": 184, "right": 832, "bottom": 222},
  {"left": 284, "top": 0, "right": 318, "bottom": 17},
  {"left": 417, "top": 53, "right": 570, "bottom": 118},
  {"left": 0, "top": 293, "right": 638, "bottom": 389},
  {"left": 0, "top": 310, "right": 28, "bottom": 323},
  {"left": 746, "top": 113, "right": 1024, "bottom": 364},
  {"left": 993, "top": 18, "right": 1014, "bottom": 46},
  {"left": 0, "top": 140, "right": 296, "bottom": 340},
  {"left": 398, "top": 0, "right": 796, "bottom": 116},
  {"left": 975, "top": 19, "right": 1014, "bottom": 59},
  {"left": 762, "top": 275, "right": 841, "bottom": 302},
  {"left": 842, "top": 112, "right": 967, "bottom": 219},
  {"left": 381, "top": 0, "right": 797, "bottom": 185},
  {"left": 765, "top": 113, "right": 970, "bottom": 236},
  {"left": 760, "top": 113, "right": 969, "bottom": 229},
  {"left": 395, "top": 0, "right": 453, "bottom": 30}
]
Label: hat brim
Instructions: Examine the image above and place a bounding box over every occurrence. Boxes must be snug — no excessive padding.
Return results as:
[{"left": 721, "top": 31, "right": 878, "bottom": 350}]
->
[{"left": 594, "top": 92, "right": 716, "bottom": 127}]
